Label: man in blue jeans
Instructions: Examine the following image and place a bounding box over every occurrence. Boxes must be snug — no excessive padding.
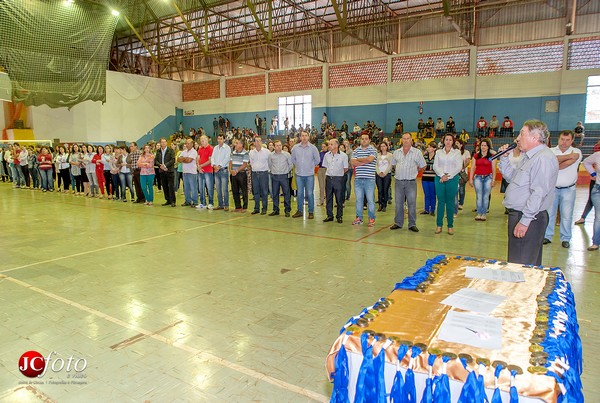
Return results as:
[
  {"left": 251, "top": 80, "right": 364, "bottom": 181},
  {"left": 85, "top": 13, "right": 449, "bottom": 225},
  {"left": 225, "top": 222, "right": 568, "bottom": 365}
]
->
[
  {"left": 178, "top": 138, "right": 198, "bottom": 207},
  {"left": 543, "top": 130, "right": 582, "bottom": 248},
  {"left": 211, "top": 134, "right": 231, "bottom": 211},
  {"left": 249, "top": 137, "right": 270, "bottom": 215},
  {"left": 351, "top": 133, "right": 378, "bottom": 227},
  {"left": 291, "top": 131, "right": 320, "bottom": 219}
]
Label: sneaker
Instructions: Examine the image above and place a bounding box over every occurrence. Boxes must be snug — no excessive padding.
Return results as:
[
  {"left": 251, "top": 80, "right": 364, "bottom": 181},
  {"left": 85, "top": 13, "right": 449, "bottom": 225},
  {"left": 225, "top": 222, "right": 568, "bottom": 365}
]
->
[
  {"left": 480, "top": 215, "right": 486, "bottom": 221},
  {"left": 196, "top": 204, "right": 206, "bottom": 209},
  {"left": 475, "top": 215, "right": 481, "bottom": 221},
  {"left": 368, "top": 218, "right": 375, "bottom": 227},
  {"left": 352, "top": 217, "right": 363, "bottom": 225},
  {"left": 207, "top": 204, "right": 214, "bottom": 210}
]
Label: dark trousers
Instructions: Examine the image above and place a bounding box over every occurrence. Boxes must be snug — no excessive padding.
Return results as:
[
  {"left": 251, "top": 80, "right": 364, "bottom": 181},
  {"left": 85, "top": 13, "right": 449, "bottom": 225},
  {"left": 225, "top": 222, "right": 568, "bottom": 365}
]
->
[
  {"left": 73, "top": 174, "right": 83, "bottom": 192},
  {"left": 111, "top": 173, "right": 121, "bottom": 199},
  {"left": 231, "top": 171, "right": 248, "bottom": 209},
  {"left": 251, "top": 171, "right": 269, "bottom": 213},
  {"left": 326, "top": 175, "right": 345, "bottom": 219},
  {"left": 376, "top": 173, "right": 391, "bottom": 208},
  {"left": 59, "top": 168, "right": 71, "bottom": 190},
  {"left": 132, "top": 169, "right": 145, "bottom": 202},
  {"left": 507, "top": 209, "right": 548, "bottom": 266},
  {"left": 103, "top": 171, "right": 112, "bottom": 195},
  {"left": 161, "top": 171, "right": 176, "bottom": 204},
  {"left": 271, "top": 174, "right": 291, "bottom": 213},
  {"left": 21, "top": 165, "right": 31, "bottom": 187}
]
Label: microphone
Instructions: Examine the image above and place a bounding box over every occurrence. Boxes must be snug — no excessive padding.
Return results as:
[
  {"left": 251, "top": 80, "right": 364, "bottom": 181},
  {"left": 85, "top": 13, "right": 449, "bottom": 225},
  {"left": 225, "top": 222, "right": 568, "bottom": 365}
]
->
[{"left": 489, "top": 143, "right": 517, "bottom": 161}]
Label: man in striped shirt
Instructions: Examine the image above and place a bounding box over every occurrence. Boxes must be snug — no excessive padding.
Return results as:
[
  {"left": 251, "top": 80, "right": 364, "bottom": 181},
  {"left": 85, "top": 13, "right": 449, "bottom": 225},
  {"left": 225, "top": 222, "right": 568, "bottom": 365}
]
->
[{"left": 351, "top": 133, "right": 378, "bottom": 226}]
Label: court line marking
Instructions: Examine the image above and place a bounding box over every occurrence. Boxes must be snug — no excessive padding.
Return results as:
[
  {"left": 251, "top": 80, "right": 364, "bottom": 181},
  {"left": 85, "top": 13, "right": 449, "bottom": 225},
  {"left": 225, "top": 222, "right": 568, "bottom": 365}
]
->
[
  {"left": 0, "top": 216, "right": 247, "bottom": 274},
  {"left": 0, "top": 274, "right": 328, "bottom": 402}
]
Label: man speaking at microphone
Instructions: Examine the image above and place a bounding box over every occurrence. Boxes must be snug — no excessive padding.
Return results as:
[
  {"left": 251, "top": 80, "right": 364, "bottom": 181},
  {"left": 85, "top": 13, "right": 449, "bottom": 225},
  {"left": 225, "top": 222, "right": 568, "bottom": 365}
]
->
[{"left": 497, "top": 120, "right": 558, "bottom": 265}]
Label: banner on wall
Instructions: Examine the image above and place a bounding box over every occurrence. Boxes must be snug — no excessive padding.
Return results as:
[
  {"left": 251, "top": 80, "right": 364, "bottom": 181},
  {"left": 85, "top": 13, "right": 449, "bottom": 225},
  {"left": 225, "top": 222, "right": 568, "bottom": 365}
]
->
[{"left": 184, "top": 110, "right": 195, "bottom": 116}]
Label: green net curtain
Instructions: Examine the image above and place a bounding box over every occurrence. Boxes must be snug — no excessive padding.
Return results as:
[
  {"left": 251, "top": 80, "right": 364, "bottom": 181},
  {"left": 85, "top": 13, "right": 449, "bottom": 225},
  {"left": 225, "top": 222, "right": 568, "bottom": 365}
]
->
[{"left": 0, "top": 0, "right": 119, "bottom": 108}]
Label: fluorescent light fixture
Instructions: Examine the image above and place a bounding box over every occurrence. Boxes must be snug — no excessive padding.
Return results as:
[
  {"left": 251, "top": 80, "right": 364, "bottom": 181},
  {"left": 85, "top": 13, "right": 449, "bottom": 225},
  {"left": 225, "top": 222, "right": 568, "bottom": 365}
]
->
[
  {"left": 63, "top": 0, "right": 74, "bottom": 5},
  {"left": 111, "top": 9, "right": 120, "bottom": 16}
]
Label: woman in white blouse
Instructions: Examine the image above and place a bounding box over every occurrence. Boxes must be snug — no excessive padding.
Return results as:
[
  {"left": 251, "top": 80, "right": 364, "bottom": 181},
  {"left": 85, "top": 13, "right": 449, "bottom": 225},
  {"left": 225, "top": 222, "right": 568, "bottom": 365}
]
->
[
  {"left": 582, "top": 151, "right": 600, "bottom": 251},
  {"left": 375, "top": 141, "right": 393, "bottom": 212},
  {"left": 433, "top": 134, "right": 463, "bottom": 235}
]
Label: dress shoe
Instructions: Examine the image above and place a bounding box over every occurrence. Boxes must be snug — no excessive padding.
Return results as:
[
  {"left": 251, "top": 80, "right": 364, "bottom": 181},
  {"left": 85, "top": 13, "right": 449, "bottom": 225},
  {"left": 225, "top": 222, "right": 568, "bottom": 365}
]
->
[
  {"left": 292, "top": 211, "right": 303, "bottom": 218},
  {"left": 447, "top": 228, "right": 454, "bottom": 235},
  {"left": 285, "top": 212, "right": 290, "bottom": 217},
  {"left": 308, "top": 213, "right": 314, "bottom": 219},
  {"left": 181, "top": 202, "right": 190, "bottom": 206},
  {"left": 409, "top": 226, "right": 419, "bottom": 233},
  {"left": 323, "top": 217, "right": 334, "bottom": 222},
  {"left": 390, "top": 224, "right": 401, "bottom": 230},
  {"left": 213, "top": 206, "right": 223, "bottom": 210},
  {"left": 574, "top": 218, "right": 585, "bottom": 225},
  {"left": 561, "top": 241, "right": 570, "bottom": 248},
  {"left": 162, "top": 202, "right": 170, "bottom": 206},
  {"left": 542, "top": 238, "right": 551, "bottom": 245},
  {"left": 435, "top": 227, "right": 442, "bottom": 234},
  {"left": 260, "top": 211, "right": 267, "bottom": 215},
  {"left": 587, "top": 245, "right": 599, "bottom": 251},
  {"left": 269, "top": 211, "right": 279, "bottom": 216},
  {"left": 337, "top": 218, "right": 343, "bottom": 224},
  {"left": 419, "top": 210, "right": 429, "bottom": 215},
  {"left": 251, "top": 210, "right": 260, "bottom": 215}
]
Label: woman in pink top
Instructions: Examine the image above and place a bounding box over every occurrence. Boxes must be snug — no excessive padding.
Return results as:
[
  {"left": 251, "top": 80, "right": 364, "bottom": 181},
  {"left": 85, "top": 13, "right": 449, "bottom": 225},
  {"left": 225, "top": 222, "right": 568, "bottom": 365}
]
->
[{"left": 136, "top": 144, "right": 155, "bottom": 205}]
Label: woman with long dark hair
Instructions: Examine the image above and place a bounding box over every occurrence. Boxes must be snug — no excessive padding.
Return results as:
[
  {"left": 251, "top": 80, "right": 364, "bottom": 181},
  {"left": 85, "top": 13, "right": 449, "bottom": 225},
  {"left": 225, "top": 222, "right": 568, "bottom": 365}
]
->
[
  {"left": 433, "top": 134, "right": 463, "bottom": 235},
  {"left": 54, "top": 145, "right": 71, "bottom": 192},
  {"left": 69, "top": 144, "right": 84, "bottom": 195},
  {"left": 469, "top": 138, "right": 496, "bottom": 221}
]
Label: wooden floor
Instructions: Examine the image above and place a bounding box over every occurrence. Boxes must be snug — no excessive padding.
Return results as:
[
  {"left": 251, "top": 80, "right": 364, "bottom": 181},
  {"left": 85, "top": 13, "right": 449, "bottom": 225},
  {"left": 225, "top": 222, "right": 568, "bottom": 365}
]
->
[{"left": 0, "top": 181, "right": 597, "bottom": 402}]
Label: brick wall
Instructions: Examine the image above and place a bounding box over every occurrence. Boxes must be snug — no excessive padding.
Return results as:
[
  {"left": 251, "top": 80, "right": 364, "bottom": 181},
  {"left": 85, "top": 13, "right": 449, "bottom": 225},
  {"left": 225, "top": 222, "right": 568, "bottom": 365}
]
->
[
  {"left": 225, "top": 75, "right": 266, "bottom": 98},
  {"left": 268, "top": 67, "right": 323, "bottom": 93},
  {"left": 182, "top": 80, "right": 220, "bottom": 102},
  {"left": 329, "top": 60, "right": 388, "bottom": 88}
]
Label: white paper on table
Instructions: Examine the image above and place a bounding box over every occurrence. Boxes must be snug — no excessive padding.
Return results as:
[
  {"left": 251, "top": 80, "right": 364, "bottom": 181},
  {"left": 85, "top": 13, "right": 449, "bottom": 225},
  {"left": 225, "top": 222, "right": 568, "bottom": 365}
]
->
[
  {"left": 438, "top": 311, "right": 503, "bottom": 350},
  {"left": 440, "top": 288, "right": 506, "bottom": 314},
  {"left": 465, "top": 266, "right": 526, "bottom": 283}
]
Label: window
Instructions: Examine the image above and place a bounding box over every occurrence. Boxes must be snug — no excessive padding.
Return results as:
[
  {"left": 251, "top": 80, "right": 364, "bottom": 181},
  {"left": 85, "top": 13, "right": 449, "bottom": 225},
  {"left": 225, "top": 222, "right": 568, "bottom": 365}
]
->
[
  {"left": 585, "top": 76, "right": 600, "bottom": 123},
  {"left": 278, "top": 95, "right": 312, "bottom": 130}
]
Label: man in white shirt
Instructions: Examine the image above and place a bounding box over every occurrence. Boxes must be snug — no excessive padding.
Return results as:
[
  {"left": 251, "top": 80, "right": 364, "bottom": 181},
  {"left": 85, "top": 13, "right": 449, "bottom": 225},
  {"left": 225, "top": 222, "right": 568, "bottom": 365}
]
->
[
  {"left": 543, "top": 130, "right": 582, "bottom": 248},
  {"left": 322, "top": 139, "right": 348, "bottom": 223},
  {"left": 211, "top": 134, "right": 231, "bottom": 211},
  {"left": 249, "top": 137, "right": 270, "bottom": 215},
  {"left": 177, "top": 138, "right": 199, "bottom": 207}
]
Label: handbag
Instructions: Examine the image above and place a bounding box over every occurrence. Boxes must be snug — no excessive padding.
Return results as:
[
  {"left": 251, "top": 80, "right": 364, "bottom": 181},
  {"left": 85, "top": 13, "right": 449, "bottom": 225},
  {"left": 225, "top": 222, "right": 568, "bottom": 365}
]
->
[{"left": 459, "top": 170, "right": 468, "bottom": 185}]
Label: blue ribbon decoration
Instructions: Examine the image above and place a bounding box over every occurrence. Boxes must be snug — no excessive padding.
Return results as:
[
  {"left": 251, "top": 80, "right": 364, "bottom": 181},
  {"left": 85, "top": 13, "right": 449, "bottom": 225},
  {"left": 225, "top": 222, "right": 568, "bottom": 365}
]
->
[
  {"left": 403, "top": 345, "right": 421, "bottom": 403},
  {"left": 354, "top": 333, "right": 376, "bottom": 403},
  {"left": 390, "top": 344, "right": 409, "bottom": 403},
  {"left": 432, "top": 355, "right": 451, "bottom": 403},
  {"left": 457, "top": 357, "right": 483, "bottom": 402},
  {"left": 509, "top": 370, "right": 519, "bottom": 403},
  {"left": 491, "top": 364, "right": 504, "bottom": 403},
  {"left": 476, "top": 365, "right": 488, "bottom": 403},
  {"left": 420, "top": 353, "right": 436, "bottom": 403},
  {"left": 394, "top": 255, "right": 446, "bottom": 290},
  {"left": 330, "top": 333, "right": 350, "bottom": 403},
  {"left": 373, "top": 339, "right": 387, "bottom": 403}
]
